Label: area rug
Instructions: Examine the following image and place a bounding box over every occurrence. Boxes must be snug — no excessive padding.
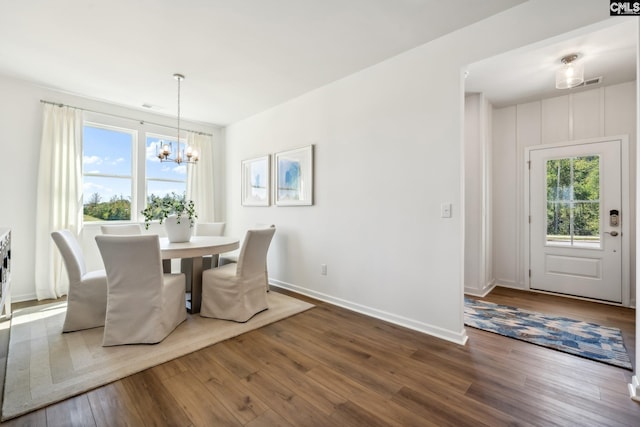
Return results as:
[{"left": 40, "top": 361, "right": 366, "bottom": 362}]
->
[
  {"left": 464, "top": 297, "right": 632, "bottom": 370},
  {"left": 1, "top": 292, "right": 314, "bottom": 421}
]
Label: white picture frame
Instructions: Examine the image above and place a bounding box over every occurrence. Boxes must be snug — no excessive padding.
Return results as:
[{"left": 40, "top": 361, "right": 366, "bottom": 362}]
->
[
  {"left": 241, "top": 155, "right": 270, "bottom": 206},
  {"left": 274, "top": 145, "right": 313, "bottom": 206}
]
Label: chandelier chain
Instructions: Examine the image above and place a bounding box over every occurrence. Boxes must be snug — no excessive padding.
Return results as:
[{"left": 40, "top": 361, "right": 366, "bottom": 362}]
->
[{"left": 177, "top": 74, "right": 181, "bottom": 147}]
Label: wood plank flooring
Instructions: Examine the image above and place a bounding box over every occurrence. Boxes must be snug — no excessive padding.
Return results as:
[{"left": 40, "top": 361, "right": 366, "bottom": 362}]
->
[{"left": 1, "top": 287, "right": 639, "bottom": 426}]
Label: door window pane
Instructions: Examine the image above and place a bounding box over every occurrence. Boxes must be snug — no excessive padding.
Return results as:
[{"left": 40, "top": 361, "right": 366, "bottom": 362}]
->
[
  {"left": 546, "top": 158, "right": 572, "bottom": 202},
  {"left": 545, "top": 155, "right": 600, "bottom": 247},
  {"left": 573, "top": 202, "right": 600, "bottom": 247},
  {"left": 547, "top": 202, "right": 571, "bottom": 243}
]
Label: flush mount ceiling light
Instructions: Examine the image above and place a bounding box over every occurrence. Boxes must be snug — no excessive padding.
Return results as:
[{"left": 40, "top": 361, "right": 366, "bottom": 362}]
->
[
  {"left": 157, "top": 73, "right": 199, "bottom": 164},
  {"left": 555, "top": 53, "right": 584, "bottom": 89}
]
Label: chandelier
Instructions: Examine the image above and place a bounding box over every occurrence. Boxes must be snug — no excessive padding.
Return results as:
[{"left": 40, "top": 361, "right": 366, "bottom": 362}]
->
[{"left": 157, "top": 73, "right": 199, "bottom": 164}]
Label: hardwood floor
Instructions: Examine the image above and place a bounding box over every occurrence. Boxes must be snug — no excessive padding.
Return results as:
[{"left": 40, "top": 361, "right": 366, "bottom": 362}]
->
[{"left": 1, "top": 287, "right": 639, "bottom": 426}]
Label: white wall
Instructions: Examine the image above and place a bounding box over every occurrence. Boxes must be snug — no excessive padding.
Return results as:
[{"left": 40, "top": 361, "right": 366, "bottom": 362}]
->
[
  {"left": 0, "top": 0, "right": 617, "bottom": 342},
  {"left": 464, "top": 94, "right": 494, "bottom": 296},
  {"left": 224, "top": 1, "right": 612, "bottom": 343},
  {"left": 493, "top": 81, "right": 637, "bottom": 305},
  {"left": 0, "top": 75, "right": 223, "bottom": 301}
]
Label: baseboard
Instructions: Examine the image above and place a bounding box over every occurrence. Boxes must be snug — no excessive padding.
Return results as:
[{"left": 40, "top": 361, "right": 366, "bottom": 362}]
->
[
  {"left": 464, "top": 280, "right": 496, "bottom": 297},
  {"left": 10, "top": 292, "right": 36, "bottom": 303},
  {"left": 629, "top": 376, "right": 640, "bottom": 402},
  {"left": 269, "top": 279, "right": 468, "bottom": 346},
  {"left": 493, "top": 280, "right": 526, "bottom": 291}
]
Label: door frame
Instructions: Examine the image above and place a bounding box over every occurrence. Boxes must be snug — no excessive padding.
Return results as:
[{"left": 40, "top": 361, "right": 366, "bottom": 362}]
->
[{"left": 523, "top": 135, "right": 631, "bottom": 307}]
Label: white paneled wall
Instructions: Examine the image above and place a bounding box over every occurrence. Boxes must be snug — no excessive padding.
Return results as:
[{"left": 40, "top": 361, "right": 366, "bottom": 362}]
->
[
  {"left": 492, "top": 81, "right": 637, "bottom": 305},
  {"left": 492, "top": 106, "right": 518, "bottom": 288},
  {"left": 464, "top": 94, "right": 493, "bottom": 296},
  {"left": 541, "top": 96, "right": 570, "bottom": 143},
  {"left": 573, "top": 89, "right": 603, "bottom": 140}
]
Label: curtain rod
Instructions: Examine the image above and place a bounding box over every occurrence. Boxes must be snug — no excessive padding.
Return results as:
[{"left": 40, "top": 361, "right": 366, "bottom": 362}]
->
[{"left": 39, "top": 99, "right": 214, "bottom": 137}]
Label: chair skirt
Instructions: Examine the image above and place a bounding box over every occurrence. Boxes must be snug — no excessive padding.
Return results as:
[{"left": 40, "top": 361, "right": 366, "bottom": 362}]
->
[
  {"left": 63, "top": 270, "right": 108, "bottom": 332},
  {"left": 102, "top": 273, "right": 186, "bottom": 346},
  {"left": 200, "top": 264, "right": 268, "bottom": 322}
]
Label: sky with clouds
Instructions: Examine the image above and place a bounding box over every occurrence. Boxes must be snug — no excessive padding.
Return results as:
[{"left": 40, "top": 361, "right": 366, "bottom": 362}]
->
[{"left": 82, "top": 126, "right": 186, "bottom": 204}]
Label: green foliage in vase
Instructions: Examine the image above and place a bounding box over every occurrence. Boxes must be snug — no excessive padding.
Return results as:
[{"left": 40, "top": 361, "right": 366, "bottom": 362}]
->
[{"left": 141, "top": 192, "right": 197, "bottom": 230}]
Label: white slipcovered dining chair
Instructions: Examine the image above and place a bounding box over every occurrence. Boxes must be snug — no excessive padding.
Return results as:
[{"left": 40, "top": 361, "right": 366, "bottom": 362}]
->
[
  {"left": 100, "top": 224, "right": 142, "bottom": 235},
  {"left": 51, "top": 230, "right": 108, "bottom": 332},
  {"left": 200, "top": 227, "right": 275, "bottom": 322},
  {"left": 219, "top": 223, "right": 274, "bottom": 291},
  {"left": 95, "top": 235, "right": 186, "bottom": 346},
  {"left": 218, "top": 223, "right": 272, "bottom": 267}
]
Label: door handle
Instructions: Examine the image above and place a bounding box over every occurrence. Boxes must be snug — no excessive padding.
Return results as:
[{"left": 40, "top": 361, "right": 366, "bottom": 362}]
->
[{"left": 605, "top": 231, "right": 619, "bottom": 237}]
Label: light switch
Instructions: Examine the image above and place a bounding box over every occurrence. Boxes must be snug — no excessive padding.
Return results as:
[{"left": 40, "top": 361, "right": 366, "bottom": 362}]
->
[{"left": 441, "top": 203, "right": 452, "bottom": 218}]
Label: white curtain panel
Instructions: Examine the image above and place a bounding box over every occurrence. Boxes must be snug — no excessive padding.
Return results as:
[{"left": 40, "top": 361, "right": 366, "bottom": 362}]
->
[
  {"left": 186, "top": 132, "right": 215, "bottom": 222},
  {"left": 34, "top": 104, "right": 83, "bottom": 300}
]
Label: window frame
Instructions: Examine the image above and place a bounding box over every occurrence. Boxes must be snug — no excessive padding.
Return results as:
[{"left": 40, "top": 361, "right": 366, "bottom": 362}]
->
[
  {"left": 82, "top": 121, "right": 136, "bottom": 222},
  {"left": 81, "top": 112, "right": 188, "bottom": 225}
]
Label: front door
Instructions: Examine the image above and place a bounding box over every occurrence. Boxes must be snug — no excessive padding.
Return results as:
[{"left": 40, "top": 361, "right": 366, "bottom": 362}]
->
[{"left": 528, "top": 139, "right": 623, "bottom": 303}]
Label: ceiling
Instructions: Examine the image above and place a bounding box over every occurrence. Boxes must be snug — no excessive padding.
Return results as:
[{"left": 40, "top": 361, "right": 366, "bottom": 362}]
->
[
  {"left": 1, "top": 2, "right": 635, "bottom": 125},
  {"left": 0, "top": 0, "right": 524, "bottom": 125},
  {"left": 465, "top": 19, "right": 638, "bottom": 108}
]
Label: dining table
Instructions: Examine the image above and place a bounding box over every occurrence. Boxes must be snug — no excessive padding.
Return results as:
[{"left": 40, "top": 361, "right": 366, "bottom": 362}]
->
[{"left": 159, "top": 235, "right": 240, "bottom": 314}]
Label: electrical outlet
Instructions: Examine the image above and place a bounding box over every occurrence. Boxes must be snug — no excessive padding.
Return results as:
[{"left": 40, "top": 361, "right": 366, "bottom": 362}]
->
[{"left": 321, "top": 264, "right": 327, "bottom": 275}]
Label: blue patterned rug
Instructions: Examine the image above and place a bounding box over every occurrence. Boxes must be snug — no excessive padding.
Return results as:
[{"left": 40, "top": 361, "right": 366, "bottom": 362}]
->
[{"left": 464, "top": 298, "right": 632, "bottom": 370}]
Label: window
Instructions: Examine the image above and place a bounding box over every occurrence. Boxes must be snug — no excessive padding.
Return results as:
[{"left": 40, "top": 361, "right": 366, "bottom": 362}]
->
[
  {"left": 145, "top": 134, "right": 187, "bottom": 200},
  {"left": 545, "top": 155, "right": 600, "bottom": 247},
  {"left": 82, "top": 124, "right": 135, "bottom": 221},
  {"left": 81, "top": 114, "right": 189, "bottom": 223}
]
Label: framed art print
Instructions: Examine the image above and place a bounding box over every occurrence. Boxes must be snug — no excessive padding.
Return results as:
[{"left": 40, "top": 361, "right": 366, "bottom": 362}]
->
[
  {"left": 241, "top": 155, "right": 270, "bottom": 206},
  {"left": 275, "top": 145, "right": 313, "bottom": 206}
]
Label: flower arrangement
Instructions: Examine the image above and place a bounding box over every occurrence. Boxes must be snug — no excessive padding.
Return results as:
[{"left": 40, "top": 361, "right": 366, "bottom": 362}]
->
[{"left": 141, "top": 193, "right": 197, "bottom": 230}]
